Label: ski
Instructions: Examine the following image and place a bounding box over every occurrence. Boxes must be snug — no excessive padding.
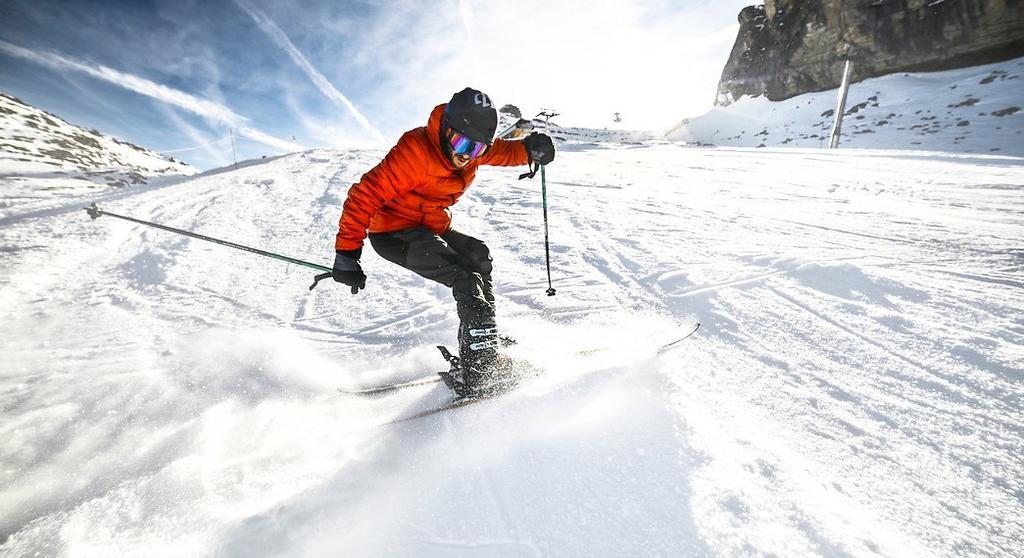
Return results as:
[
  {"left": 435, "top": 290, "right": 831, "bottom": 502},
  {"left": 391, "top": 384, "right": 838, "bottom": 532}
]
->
[
  {"left": 341, "top": 321, "right": 700, "bottom": 398},
  {"left": 390, "top": 320, "right": 702, "bottom": 421},
  {"left": 337, "top": 374, "right": 443, "bottom": 395},
  {"left": 656, "top": 321, "right": 701, "bottom": 354},
  {"left": 578, "top": 321, "right": 701, "bottom": 356},
  {"left": 390, "top": 368, "right": 535, "bottom": 423},
  {"left": 389, "top": 391, "right": 504, "bottom": 423}
]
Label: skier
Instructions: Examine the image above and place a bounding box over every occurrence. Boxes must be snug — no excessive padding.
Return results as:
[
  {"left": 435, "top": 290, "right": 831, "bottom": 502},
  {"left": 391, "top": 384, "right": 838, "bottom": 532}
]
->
[{"left": 330, "top": 87, "right": 556, "bottom": 397}]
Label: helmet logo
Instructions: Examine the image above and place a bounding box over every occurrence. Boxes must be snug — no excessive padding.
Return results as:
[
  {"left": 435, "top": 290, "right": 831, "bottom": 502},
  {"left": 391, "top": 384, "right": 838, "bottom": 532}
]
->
[{"left": 474, "top": 92, "right": 492, "bottom": 108}]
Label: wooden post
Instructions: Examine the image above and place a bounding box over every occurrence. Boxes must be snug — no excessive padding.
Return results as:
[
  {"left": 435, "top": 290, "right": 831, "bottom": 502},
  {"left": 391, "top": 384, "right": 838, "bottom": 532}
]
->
[{"left": 828, "top": 59, "right": 853, "bottom": 149}]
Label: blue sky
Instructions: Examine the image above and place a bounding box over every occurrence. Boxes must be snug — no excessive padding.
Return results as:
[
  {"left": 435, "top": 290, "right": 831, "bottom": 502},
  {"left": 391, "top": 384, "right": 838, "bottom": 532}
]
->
[{"left": 0, "top": 0, "right": 752, "bottom": 169}]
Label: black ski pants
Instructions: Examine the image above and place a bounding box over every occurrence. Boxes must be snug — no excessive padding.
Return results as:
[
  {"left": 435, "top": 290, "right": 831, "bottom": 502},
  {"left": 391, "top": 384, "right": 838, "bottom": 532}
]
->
[{"left": 369, "top": 227, "right": 496, "bottom": 351}]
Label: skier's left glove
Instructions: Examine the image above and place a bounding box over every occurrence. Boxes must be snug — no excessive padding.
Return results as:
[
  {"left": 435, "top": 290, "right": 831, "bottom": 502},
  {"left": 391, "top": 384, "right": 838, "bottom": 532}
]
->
[
  {"left": 523, "top": 132, "right": 555, "bottom": 166},
  {"left": 332, "top": 249, "right": 366, "bottom": 294}
]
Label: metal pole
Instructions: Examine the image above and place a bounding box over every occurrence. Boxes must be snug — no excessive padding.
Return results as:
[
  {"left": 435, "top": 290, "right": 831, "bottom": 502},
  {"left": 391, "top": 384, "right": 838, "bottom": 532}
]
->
[
  {"left": 230, "top": 128, "right": 238, "bottom": 166},
  {"left": 540, "top": 165, "right": 556, "bottom": 296},
  {"left": 84, "top": 203, "right": 333, "bottom": 289},
  {"left": 829, "top": 59, "right": 853, "bottom": 149}
]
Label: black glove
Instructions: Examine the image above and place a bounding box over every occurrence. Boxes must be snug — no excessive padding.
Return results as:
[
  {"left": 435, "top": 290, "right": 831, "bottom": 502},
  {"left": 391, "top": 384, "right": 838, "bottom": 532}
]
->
[
  {"left": 523, "top": 132, "right": 555, "bottom": 166},
  {"left": 332, "top": 248, "right": 366, "bottom": 294}
]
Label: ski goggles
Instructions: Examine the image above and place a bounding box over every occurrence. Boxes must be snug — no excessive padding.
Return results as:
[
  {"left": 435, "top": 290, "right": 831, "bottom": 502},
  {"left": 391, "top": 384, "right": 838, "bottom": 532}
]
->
[{"left": 444, "top": 126, "right": 490, "bottom": 159}]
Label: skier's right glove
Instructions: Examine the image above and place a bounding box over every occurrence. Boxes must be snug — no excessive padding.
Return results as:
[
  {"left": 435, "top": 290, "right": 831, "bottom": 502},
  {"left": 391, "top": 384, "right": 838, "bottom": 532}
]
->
[
  {"left": 523, "top": 132, "right": 555, "bottom": 166},
  {"left": 332, "top": 249, "right": 366, "bottom": 294}
]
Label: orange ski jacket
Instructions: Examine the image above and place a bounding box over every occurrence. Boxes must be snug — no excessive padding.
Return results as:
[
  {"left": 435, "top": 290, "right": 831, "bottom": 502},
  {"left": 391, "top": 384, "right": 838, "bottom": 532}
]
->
[{"left": 335, "top": 104, "right": 529, "bottom": 252}]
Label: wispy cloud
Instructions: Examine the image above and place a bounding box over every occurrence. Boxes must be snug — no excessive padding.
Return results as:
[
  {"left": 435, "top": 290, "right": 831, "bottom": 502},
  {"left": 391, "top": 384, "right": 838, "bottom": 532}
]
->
[
  {"left": 234, "top": 0, "right": 385, "bottom": 144},
  {"left": 457, "top": 0, "right": 482, "bottom": 80},
  {"left": 365, "top": 0, "right": 752, "bottom": 128},
  {"left": 156, "top": 136, "right": 231, "bottom": 155},
  {"left": 0, "top": 38, "right": 303, "bottom": 152},
  {"left": 1, "top": 0, "right": 753, "bottom": 163},
  {"left": 236, "top": 125, "right": 303, "bottom": 152},
  {"left": 156, "top": 104, "right": 233, "bottom": 167}
]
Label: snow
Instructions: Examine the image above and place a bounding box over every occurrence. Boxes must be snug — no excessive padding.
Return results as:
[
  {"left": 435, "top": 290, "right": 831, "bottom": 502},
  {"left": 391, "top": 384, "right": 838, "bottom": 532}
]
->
[
  {"left": 670, "top": 56, "right": 1024, "bottom": 157},
  {"left": 2, "top": 104, "right": 1023, "bottom": 555},
  {"left": 0, "top": 93, "right": 196, "bottom": 220}
]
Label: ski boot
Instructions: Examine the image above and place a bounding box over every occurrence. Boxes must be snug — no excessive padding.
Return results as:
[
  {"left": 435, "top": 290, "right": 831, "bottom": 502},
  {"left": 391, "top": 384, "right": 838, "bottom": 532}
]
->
[
  {"left": 435, "top": 347, "right": 507, "bottom": 398},
  {"left": 436, "top": 346, "right": 473, "bottom": 398}
]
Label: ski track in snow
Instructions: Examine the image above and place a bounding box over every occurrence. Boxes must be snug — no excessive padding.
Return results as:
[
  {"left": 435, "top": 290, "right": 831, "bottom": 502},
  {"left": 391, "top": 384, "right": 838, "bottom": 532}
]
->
[{"left": 0, "top": 143, "right": 1022, "bottom": 557}]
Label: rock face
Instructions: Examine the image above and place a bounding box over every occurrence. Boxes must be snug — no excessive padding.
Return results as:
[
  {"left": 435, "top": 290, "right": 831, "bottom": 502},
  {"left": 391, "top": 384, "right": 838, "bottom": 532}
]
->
[{"left": 717, "top": 0, "right": 1024, "bottom": 105}]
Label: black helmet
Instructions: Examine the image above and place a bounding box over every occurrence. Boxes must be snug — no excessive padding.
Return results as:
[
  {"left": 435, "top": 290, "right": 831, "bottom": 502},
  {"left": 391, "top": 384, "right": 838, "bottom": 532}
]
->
[{"left": 443, "top": 87, "right": 498, "bottom": 142}]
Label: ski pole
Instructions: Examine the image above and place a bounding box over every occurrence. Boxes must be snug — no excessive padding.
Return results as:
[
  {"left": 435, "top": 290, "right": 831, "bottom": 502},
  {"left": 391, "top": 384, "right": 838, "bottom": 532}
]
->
[
  {"left": 84, "top": 203, "right": 333, "bottom": 291},
  {"left": 540, "top": 164, "right": 556, "bottom": 296}
]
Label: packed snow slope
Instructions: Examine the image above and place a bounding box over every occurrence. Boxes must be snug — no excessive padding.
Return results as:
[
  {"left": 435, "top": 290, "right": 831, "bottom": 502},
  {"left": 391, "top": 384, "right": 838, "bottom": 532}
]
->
[
  {"left": 1, "top": 140, "right": 1022, "bottom": 557},
  {"left": 670, "top": 56, "right": 1024, "bottom": 157},
  {"left": 0, "top": 93, "right": 196, "bottom": 220}
]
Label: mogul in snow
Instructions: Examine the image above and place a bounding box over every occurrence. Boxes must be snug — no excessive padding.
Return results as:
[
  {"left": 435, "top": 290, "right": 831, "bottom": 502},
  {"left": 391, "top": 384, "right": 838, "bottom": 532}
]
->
[{"left": 331, "top": 87, "right": 556, "bottom": 398}]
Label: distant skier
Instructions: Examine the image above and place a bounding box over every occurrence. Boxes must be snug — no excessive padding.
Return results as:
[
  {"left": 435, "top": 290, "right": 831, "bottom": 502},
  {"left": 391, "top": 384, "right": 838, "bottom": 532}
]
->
[{"left": 331, "top": 87, "right": 556, "bottom": 397}]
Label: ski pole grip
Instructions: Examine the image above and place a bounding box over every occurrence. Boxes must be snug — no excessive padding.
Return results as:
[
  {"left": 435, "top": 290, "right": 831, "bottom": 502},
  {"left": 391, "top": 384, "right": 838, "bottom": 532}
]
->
[
  {"left": 309, "top": 272, "right": 333, "bottom": 291},
  {"left": 518, "top": 162, "right": 540, "bottom": 180}
]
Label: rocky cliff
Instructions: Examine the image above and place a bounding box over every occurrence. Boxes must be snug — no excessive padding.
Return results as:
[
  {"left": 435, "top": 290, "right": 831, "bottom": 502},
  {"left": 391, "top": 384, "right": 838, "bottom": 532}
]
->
[{"left": 717, "top": 0, "right": 1024, "bottom": 105}]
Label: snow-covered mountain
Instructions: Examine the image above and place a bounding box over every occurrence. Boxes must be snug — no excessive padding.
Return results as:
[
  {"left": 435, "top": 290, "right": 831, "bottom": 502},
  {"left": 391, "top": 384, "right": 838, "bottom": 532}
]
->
[
  {"left": 498, "top": 112, "right": 655, "bottom": 148},
  {"left": 670, "top": 56, "right": 1024, "bottom": 156},
  {"left": 546, "top": 121, "right": 654, "bottom": 146},
  {"left": 0, "top": 93, "right": 195, "bottom": 218},
  {"left": 1, "top": 131, "right": 1021, "bottom": 556}
]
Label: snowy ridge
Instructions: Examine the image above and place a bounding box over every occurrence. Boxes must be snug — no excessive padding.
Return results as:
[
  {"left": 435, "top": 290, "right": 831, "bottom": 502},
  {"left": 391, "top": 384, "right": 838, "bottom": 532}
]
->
[
  {"left": 1, "top": 135, "right": 1022, "bottom": 555},
  {"left": 0, "top": 93, "right": 196, "bottom": 219},
  {"left": 498, "top": 111, "right": 655, "bottom": 149},
  {"left": 542, "top": 119, "right": 655, "bottom": 146},
  {"left": 670, "top": 56, "right": 1024, "bottom": 156}
]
